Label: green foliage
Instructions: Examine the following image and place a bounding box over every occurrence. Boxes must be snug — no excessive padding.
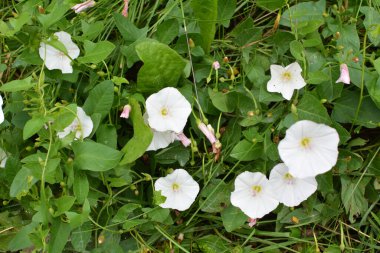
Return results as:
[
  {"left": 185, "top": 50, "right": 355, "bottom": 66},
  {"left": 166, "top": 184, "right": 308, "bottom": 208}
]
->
[{"left": 77, "top": 40, "right": 115, "bottom": 64}]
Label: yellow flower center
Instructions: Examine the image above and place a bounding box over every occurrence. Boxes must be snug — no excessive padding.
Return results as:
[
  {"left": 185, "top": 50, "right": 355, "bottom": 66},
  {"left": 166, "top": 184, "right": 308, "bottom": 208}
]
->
[
  {"left": 282, "top": 71, "right": 292, "bottom": 81},
  {"left": 251, "top": 185, "right": 262, "bottom": 196},
  {"left": 172, "top": 183, "right": 180, "bottom": 191},
  {"left": 283, "top": 172, "right": 293, "bottom": 180},
  {"left": 300, "top": 137, "right": 311, "bottom": 148},
  {"left": 161, "top": 108, "right": 168, "bottom": 116}
]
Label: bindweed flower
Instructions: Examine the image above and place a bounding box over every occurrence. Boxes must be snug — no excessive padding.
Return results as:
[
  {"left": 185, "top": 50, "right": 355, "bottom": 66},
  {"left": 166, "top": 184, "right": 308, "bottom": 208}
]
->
[
  {"left": 198, "top": 122, "right": 216, "bottom": 144},
  {"left": 212, "top": 61, "right": 220, "bottom": 70},
  {"left": 247, "top": 218, "right": 257, "bottom": 227},
  {"left": 154, "top": 169, "right": 200, "bottom": 211},
  {"left": 230, "top": 172, "right": 279, "bottom": 219},
  {"left": 0, "top": 147, "right": 7, "bottom": 168},
  {"left": 146, "top": 87, "right": 191, "bottom": 133},
  {"left": 39, "top": 31, "right": 80, "bottom": 74},
  {"left": 57, "top": 107, "right": 93, "bottom": 140},
  {"left": 122, "top": 0, "right": 129, "bottom": 17},
  {"left": 269, "top": 163, "right": 317, "bottom": 207},
  {"left": 176, "top": 132, "right": 191, "bottom": 147},
  {"left": 267, "top": 62, "right": 306, "bottom": 100},
  {"left": 147, "top": 130, "right": 177, "bottom": 151},
  {"left": 120, "top": 104, "right": 131, "bottom": 119},
  {"left": 71, "top": 0, "right": 96, "bottom": 13},
  {"left": 0, "top": 94, "right": 4, "bottom": 124},
  {"left": 336, "top": 63, "right": 350, "bottom": 84},
  {"left": 278, "top": 120, "right": 339, "bottom": 178}
]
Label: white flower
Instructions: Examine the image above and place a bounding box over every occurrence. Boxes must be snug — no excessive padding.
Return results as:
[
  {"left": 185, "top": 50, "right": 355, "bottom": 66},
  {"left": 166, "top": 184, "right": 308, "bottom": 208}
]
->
[
  {"left": 336, "top": 63, "right": 350, "bottom": 84},
  {"left": 230, "top": 172, "right": 279, "bottom": 219},
  {"left": 39, "top": 31, "right": 80, "bottom": 74},
  {"left": 154, "top": 169, "right": 200, "bottom": 211},
  {"left": 71, "top": 0, "right": 96, "bottom": 13},
  {"left": 0, "top": 94, "right": 4, "bottom": 124},
  {"left": 278, "top": 120, "right": 339, "bottom": 178},
  {"left": 146, "top": 87, "right": 191, "bottom": 133},
  {"left": 269, "top": 163, "right": 317, "bottom": 207},
  {"left": 267, "top": 62, "right": 306, "bottom": 100},
  {"left": 147, "top": 130, "right": 177, "bottom": 151},
  {"left": 0, "top": 147, "right": 7, "bottom": 168},
  {"left": 57, "top": 107, "right": 93, "bottom": 140}
]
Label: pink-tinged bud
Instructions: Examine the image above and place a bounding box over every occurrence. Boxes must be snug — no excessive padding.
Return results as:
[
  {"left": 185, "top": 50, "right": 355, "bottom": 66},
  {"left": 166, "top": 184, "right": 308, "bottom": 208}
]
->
[
  {"left": 120, "top": 104, "right": 131, "bottom": 118},
  {"left": 122, "top": 0, "right": 129, "bottom": 17},
  {"left": 212, "top": 61, "right": 220, "bottom": 70},
  {"left": 71, "top": 0, "right": 96, "bottom": 13},
  {"left": 198, "top": 122, "right": 216, "bottom": 144},
  {"left": 336, "top": 63, "right": 350, "bottom": 84},
  {"left": 248, "top": 218, "right": 257, "bottom": 227},
  {"left": 176, "top": 133, "right": 191, "bottom": 147}
]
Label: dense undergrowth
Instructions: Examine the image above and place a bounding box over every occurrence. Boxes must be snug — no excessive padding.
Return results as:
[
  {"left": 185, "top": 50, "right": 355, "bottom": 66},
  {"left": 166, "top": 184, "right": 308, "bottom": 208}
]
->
[{"left": 0, "top": 0, "right": 380, "bottom": 252}]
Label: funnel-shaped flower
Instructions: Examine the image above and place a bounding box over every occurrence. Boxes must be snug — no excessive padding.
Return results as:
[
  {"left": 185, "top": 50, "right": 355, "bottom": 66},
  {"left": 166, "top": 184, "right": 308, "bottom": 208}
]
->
[
  {"left": 176, "top": 133, "right": 191, "bottom": 147},
  {"left": 57, "top": 107, "right": 93, "bottom": 140},
  {"left": 269, "top": 163, "right": 317, "bottom": 207},
  {"left": 230, "top": 172, "right": 279, "bottom": 219},
  {"left": 336, "top": 63, "right": 350, "bottom": 84},
  {"left": 39, "top": 31, "right": 80, "bottom": 74},
  {"left": 278, "top": 120, "right": 339, "bottom": 178},
  {"left": 198, "top": 122, "right": 216, "bottom": 144},
  {"left": 146, "top": 87, "right": 191, "bottom": 133},
  {"left": 154, "top": 169, "right": 200, "bottom": 211},
  {"left": 267, "top": 62, "right": 306, "bottom": 100},
  {"left": 120, "top": 104, "right": 131, "bottom": 119}
]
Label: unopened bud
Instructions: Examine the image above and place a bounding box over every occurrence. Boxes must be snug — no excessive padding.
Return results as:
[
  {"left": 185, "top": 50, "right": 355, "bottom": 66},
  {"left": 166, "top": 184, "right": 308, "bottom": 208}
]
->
[{"left": 188, "top": 38, "right": 195, "bottom": 48}]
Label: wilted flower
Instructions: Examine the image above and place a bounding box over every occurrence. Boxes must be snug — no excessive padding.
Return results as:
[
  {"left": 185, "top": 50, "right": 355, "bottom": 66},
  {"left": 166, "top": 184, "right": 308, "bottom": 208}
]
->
[
  {"left": 267, "top": 62, "right": 306, "bottom": 100},
  {"left": 71, "top": 0, "right": 96, "bottom": 13},
  {"left": 0, "top": 94, "right": 4, "bottom": 124},
  {"left": 198, "top": 122, "right": 216, "bottom": 144},
  {"left": 269, "top": 163, "right": 317, "bottom": 207},
  {"left": 176, "top": 132, "right": 191, "bottom": 147},
  {"left": 122, "top": 0, "right": 129, "bottom": 17},
  {"left": 336, "top": 63, "right": 350, "bottom": 84},
  {"left": 120, "top": 104, "right": 131, "bottom": 119},
  {"left": 247, "top": 218, "right": 257, "bottom": 227},
  {"left": 212, "top": 61, "right": 220, "bottom": 70},
  {"left": 57, "top": 107, "right": 93, "bottom": 140},
  {"left": 39, "top": 31, "right": 80, "bottom": 74},
  {"left": 230, "top": 172, "right": 279, "bottom": 219},
  {"left": 154, "top": 169, "right": 200, "bottom": 211},
  {"left": 146, "top": 87, "right": 191, "bottom": 133},
  {"left": 0, "top": 147, "right": 7, "bottom": 168},
  {"left": 278, "top": 120, "right": 339, "bottom": 178}
]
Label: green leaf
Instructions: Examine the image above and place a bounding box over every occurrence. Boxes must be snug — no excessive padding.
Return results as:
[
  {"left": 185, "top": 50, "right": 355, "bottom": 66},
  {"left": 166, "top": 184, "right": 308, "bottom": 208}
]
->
[
  {"left": 199, "top": 179, "right": 230, "bottom": 213},
  {"left": 221, "top": 205, "right": 247, "bottom": 232},
  {"left": 280, "top": 0, "right": 326, "bottom": 35},
  {"left": 336, "top": 24, "right": 360, "bottom": 53},
  {"left": 10, "top": 167, "right": 38, "bottom": 198},
  {"left": 197, "top": 235, "right": 230, "bottom": 252},
  {"left": 52, "top": 104, "right": 77, "bottom": 131},
  {"left": 77, "top": 40, "right": 115, "bottom": 64},
  {"left": 96, "top": 124, "right": 117, "bottom": 149},
  {"left": 296, "top": 93, "right": 332, "bottom": 124},
  {"left": 37, "top": 1, "right": 71, "bottom": 28},
  {"left": 71, "top": 222, "right": 92, "bottom": 252},
  {"left": 155, "top": 144, "right": 190, "bottom": 166},
  {"left": 54, "top": 196, "right": 76, "bottom": 216},
  {"left": 0, "top": 76, "right": 34, "bottom": 92},
  {"left": 120, "top": 98, "right": 153, "bottom": 164},
  {"left": 73, "top": 171, "right": 89, "bottom": 204},
  {"left": 23, "top": 116, "right": 46, "bottom": 140},
  {"left": 289, "top": 40, "right": 304, "bottom": 61},
  {"left": 341, "top": 176, "right": 369, "bottom": 223},
  {"left": 366, "top": 77, "right": 380, "bottom": 109},
  {"left": 112, "top": 203, "right": 142, "bottom": 223},
  {"left": 308, "top": 71, "right": 330, "bottom": 84},
  {"left": 122, "top": 219, "right": 148, "bottom": 231},
  {"left": 0, "top": 12, "right": 30, "bottom": 37},
  {"left": 208, "top": 88, "right": 236, "bottom": 113},
  {"left": 72, "top": 141, "right": 123, "bottom": 172},
  {"left": 360, "top": 7, "right": 380, "bottom": 46},
  {"left": 256, "top": 0, "right": 285, "bottom": 11},
  {"left": 230, "top": 140, "right": 263, "bottom": 161},
  {"left": 48, "top": 218, "right": 72, "bottom": 253},
  {"left": 155, "top": 19, "right": 179, "bottom": 44},
  {"left": 113, "top": 13, "right": 148, "bottom": 44},
  {"left": 374, "top": 57, "right": 380, "bottom": 75},
  {"left": 135, "top": 40, "right": 186, "bottom": 92},
  {"left": 191, "top": 0, "right": 218, "bottom": 53},
  {"left": 83, "top": 80, "right": 114, "bottom": 119},
  {"left": 8, "top": 222, "right": 37, "bottom": 251},
  {"left": 81, "top": 20, "right": 104, "bottom": 41},
  {"left": 217, "top": 0, "right": 237, "bottom": 27}
]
